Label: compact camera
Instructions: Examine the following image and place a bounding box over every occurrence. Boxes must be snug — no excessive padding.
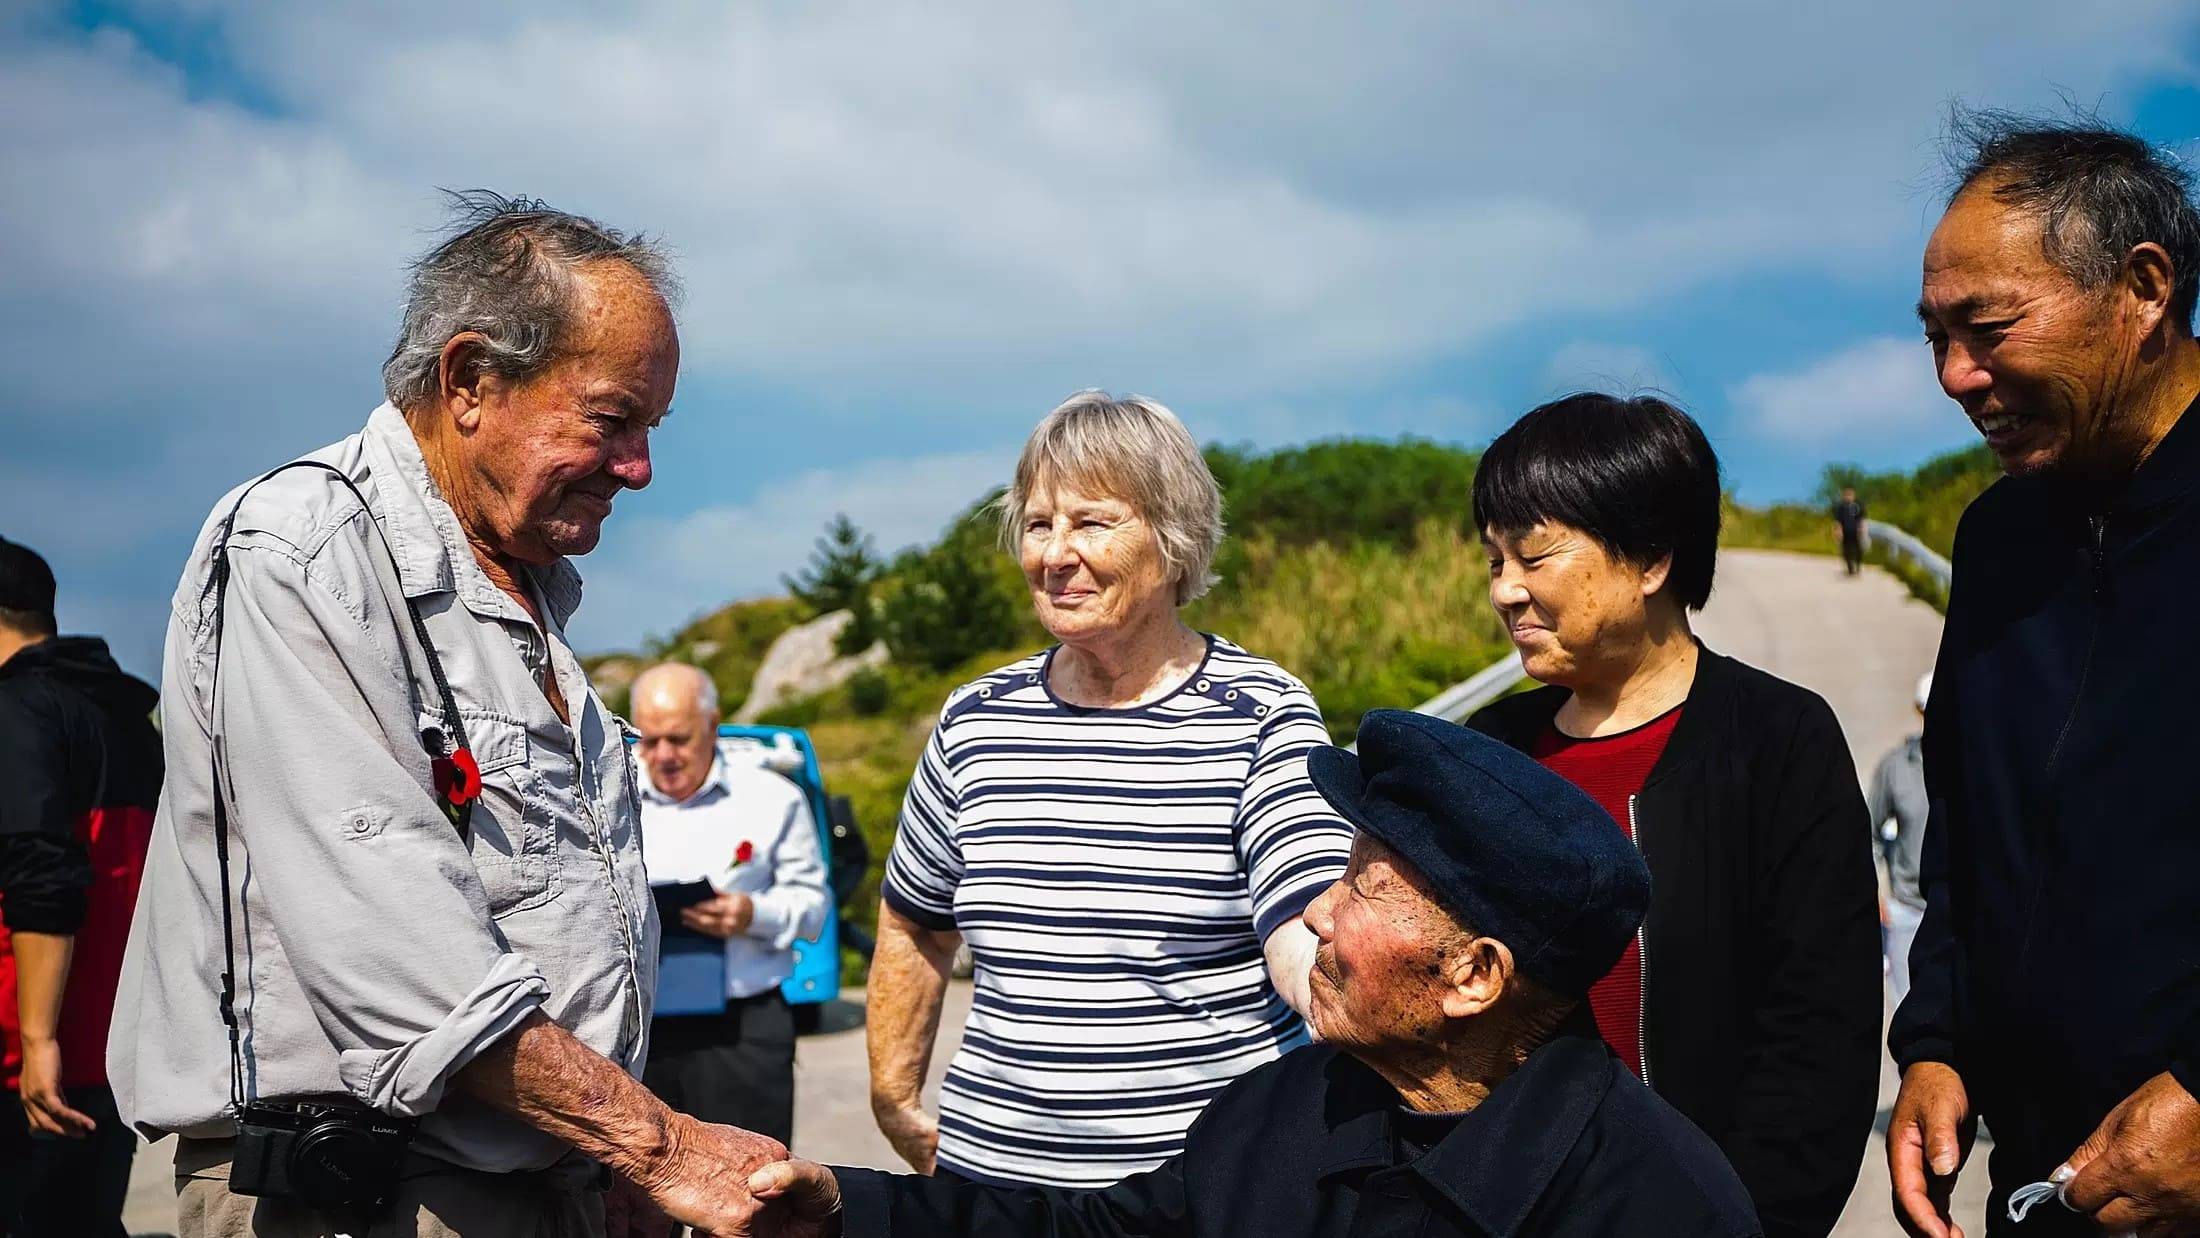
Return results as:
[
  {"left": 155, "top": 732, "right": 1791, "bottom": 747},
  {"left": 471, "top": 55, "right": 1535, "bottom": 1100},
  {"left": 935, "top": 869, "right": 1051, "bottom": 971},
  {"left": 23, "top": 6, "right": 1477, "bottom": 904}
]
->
[{"left": 231, "top": 1099, "right": 417, "bottom": 1217}]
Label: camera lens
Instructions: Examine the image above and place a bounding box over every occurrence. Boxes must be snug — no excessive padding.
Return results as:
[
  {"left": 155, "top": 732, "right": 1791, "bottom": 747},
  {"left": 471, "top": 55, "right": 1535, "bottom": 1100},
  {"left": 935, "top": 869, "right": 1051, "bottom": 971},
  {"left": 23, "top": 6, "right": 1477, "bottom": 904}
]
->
[{"left": 293, "top": 1120, "right": 395, "bottom": 1211}]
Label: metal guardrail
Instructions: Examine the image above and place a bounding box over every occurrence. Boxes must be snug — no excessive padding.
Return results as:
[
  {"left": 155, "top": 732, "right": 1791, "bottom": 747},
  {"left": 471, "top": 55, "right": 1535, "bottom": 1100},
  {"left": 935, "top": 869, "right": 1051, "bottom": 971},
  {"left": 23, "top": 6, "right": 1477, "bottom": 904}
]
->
[
  {"left": 1349, "top": 650, "right": 1528, "bottom": 750},
  {"left": 1863, "top": 519, "right": 1952, "bottom": 590},
  {"left": 1357, "top": 519, "right": 1951, "bottom": 749},
  {"left": 1414, "top": 651, "right": 1529, "bottom": 723}
]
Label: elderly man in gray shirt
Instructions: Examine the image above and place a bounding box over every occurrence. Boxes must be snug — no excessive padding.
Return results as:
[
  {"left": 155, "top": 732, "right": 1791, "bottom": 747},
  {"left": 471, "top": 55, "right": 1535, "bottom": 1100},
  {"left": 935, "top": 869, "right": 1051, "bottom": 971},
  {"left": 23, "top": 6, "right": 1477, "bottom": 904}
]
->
[{"left": 109, "top": 192, "right": 781, "bottom": 1238}]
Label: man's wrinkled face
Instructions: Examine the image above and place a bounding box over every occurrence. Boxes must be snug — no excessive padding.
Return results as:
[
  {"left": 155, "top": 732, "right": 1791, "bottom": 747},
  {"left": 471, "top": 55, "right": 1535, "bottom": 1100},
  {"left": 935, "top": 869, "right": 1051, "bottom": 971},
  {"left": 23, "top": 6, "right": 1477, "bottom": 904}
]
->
[
  {"left": 466, "top": 262, "right": 679, "bottom": 562},
  {"left": 1301, "top": 833, "right": 1461, "bottom": 1053},
  {"left": 633, "top": 689, "right": 718, "bottom": 803},
  {"left": 1919, "top": 182, "right": 2131, "bottom": 479}
]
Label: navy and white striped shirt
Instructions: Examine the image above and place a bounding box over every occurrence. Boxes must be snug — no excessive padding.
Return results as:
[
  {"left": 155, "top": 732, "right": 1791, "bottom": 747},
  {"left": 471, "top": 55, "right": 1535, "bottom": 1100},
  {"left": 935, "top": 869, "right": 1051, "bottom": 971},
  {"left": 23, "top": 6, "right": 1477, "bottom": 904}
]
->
[{"left": 881, "top": 635, "right": 1352, "bottom": 1187}]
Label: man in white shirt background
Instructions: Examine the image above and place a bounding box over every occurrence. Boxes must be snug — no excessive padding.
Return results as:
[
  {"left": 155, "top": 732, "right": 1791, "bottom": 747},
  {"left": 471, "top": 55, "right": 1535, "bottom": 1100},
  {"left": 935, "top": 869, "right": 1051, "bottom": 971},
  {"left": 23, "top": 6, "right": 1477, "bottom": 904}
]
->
[{"left": 631, "top": 662, "right": 828, "bottom": 1146}]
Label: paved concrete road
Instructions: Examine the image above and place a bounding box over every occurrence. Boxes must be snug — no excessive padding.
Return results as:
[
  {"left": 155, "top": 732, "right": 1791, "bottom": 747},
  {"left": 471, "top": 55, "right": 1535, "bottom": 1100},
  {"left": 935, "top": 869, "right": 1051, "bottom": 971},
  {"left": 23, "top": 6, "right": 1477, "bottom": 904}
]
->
[
  {"left": 125, "top": 549, "right": 1979, "bottom": 1236},
  {"left": 1697, "top": 550, "right": 1990, "bottom": 1238}
]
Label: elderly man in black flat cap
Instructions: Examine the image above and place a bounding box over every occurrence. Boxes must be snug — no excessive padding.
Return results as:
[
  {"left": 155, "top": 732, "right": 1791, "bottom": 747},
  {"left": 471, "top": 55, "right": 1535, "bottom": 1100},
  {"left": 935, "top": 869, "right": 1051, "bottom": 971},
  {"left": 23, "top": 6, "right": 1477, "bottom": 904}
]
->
[{"left": 717, "top": 709, "right": 1762, "bottom": 1238}]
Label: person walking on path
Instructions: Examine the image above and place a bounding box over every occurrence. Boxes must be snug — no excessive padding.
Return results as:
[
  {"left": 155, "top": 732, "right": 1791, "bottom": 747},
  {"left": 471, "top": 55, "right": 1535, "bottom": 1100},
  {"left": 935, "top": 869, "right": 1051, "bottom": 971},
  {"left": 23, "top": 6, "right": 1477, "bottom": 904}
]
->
[
  {"left": 1866, "top": 673, "right": 1931, "bottom": 1007},
  {"left": 1467, "top": 393, "right": 1881, "bottom": 1238},
  {"left": 1892, "top": 112, "right": 2200, "bottom": 1238},
  {"left": 0, "top": 537, "right": 162, "bottom": 1238},
  {"left": 1832, "top": 487, "right": 1869, "bottom": 576}
]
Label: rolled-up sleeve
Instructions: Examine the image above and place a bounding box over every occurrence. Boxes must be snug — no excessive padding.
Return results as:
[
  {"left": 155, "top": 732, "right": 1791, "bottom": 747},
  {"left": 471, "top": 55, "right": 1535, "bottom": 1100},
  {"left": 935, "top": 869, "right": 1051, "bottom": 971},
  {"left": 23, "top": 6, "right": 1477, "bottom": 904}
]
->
[
  {"left": 218, "top": 540, "right": 548, "bottom": 1116},
  {"left": 1235, "top": 686, "right": 1353, "bottom": 942}
]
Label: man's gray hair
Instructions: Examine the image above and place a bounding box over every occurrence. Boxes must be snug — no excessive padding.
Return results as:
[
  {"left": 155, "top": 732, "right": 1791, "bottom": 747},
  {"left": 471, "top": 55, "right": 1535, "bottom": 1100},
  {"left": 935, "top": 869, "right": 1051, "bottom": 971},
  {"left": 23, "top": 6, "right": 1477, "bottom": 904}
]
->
[
  {"left": 381, "top": 190, "right": 682, "bottom": 411},
  {"left": 999, "top": 391, "right": 1226, "bottom": 606},
  {"left": 1948, "top": 105, "right": 2200, "bottom": 330}
]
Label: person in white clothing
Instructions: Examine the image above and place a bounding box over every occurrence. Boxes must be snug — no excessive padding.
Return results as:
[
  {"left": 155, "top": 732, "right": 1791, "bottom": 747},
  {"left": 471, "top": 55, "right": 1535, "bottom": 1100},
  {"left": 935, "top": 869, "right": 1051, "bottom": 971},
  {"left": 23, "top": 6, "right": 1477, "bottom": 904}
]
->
[{"left": 631, "top": 662, "right": 828, "bottom": 1146}]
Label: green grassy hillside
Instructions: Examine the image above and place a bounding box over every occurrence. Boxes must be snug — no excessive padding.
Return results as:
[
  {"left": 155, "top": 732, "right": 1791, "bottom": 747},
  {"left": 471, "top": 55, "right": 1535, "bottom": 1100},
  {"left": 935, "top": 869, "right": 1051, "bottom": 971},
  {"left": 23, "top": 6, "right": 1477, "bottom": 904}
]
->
[{"left": 590, "top": 435, "right": 1999, "bottom": 978}]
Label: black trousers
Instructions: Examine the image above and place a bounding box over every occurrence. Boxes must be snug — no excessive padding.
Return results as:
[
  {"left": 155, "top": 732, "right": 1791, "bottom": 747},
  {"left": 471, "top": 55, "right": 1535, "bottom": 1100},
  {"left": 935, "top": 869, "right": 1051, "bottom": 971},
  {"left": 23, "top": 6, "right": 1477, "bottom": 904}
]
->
[
  {"left": 0, "top": 1083, "right": 135, "bottom": 1238},
  {"left": 1841, "top": 535, "right": 1864, "bottom": 574},
  {"left": 643, "top": 990, "right": 796, "bottom": 1146}
]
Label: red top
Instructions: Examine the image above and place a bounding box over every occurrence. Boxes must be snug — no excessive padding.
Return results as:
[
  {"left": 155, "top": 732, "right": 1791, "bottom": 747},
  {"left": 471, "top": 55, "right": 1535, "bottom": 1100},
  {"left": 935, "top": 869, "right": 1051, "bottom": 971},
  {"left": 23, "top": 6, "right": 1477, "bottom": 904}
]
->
[
  {"left": 1529, "top": 706, "right": 1681, "bottom": 1079},
  {"left": 1, "top": 803, "right": 154, "bottom": 1091}
]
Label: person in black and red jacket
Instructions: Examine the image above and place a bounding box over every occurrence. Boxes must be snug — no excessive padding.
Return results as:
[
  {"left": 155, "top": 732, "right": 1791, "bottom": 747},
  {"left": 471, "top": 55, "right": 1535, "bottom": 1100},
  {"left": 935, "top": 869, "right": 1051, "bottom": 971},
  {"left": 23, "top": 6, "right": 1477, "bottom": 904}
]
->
[
  {"left": 1463, "top": 395, "right": 1882, "bottom": 1238},
  {"left": 0, "top": 536, "right": 161, "bottom": 1238}
]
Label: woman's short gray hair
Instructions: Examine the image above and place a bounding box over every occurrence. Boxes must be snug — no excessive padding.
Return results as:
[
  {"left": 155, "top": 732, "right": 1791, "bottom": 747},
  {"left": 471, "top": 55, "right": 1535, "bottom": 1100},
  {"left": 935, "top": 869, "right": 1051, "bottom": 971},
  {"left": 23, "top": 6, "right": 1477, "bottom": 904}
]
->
[
  {"left": 999, "top": 391, "right": 1226, "bottom": 605},
  {"left": 381, "top": 190, "right": 682, "bottom": 411}
]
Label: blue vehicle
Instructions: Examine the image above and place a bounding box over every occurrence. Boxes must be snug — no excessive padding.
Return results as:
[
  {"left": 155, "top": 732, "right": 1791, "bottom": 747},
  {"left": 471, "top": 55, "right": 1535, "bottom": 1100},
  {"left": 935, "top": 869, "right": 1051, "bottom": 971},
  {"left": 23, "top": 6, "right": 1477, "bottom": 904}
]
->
[{"left": 628, "top": 724, "right": 847, "bottom": 1012}]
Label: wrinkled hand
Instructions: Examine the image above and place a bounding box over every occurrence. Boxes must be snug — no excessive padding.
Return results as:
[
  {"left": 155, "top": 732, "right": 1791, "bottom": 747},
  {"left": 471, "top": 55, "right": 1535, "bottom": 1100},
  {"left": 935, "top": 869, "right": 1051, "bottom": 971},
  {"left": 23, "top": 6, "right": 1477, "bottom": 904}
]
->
[
  {"left": 1889, "top": 1061, "right": 1975, "bottom": 1238},
  {"left": 872, "top": 1101, "right": 938, "bottom": 1174},
  {"left": 620, "top": 1113, "right": 788, "bottom": 1236},
  {"left": 18, "top": 1039, "right": 95, "bottom": 1138},
  {"left": 683, "top": 893, "right": 756, "bottom": 940},
  {"left": 742, "top": 1159, "right": 844, "bottom": 1238},
  {"left": 2060, "top": 1071, "right": 2200, "bottom": 1236}
]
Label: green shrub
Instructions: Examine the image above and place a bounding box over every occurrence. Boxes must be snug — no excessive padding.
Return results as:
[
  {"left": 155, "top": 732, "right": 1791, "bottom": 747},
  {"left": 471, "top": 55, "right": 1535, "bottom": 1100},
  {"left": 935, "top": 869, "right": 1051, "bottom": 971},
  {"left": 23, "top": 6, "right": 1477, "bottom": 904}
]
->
[
  {"left": 847, "top": 668, "right": 891, "bottom": 716},
  {"left": 879, "top": 521, "right": 1026, "bottom": 672}
]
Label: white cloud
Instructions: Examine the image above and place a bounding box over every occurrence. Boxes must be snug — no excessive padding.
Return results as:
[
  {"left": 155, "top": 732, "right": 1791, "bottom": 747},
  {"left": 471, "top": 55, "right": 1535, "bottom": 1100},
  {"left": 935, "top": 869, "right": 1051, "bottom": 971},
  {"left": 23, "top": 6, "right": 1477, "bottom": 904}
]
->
[
  {"left": 566, "top": 447, "right": 1016, "bottom": 652},
  {"left": 3, "top": 0, "right": 2194, "bottom": 663},
  {"left": 1731, "top": 336, "right": 1960, "bottom": 447}
]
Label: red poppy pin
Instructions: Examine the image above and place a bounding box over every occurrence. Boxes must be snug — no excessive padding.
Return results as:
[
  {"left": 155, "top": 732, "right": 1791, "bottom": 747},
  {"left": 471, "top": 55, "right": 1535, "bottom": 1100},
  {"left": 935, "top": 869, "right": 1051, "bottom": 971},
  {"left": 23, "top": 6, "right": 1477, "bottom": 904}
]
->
[
  {"left": 433, "top": 748, "right": 483, "bottom": 824},
  {"left": 733, "top": 839, "right": 756, "bottom": 867}
]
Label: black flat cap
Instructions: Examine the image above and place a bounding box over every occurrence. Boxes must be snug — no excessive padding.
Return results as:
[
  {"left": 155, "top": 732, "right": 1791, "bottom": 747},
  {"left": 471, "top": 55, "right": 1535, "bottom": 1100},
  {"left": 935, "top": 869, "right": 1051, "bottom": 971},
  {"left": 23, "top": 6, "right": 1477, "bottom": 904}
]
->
[{"left": 1307, "top": 708, "right": 1651, "bottom": 997}]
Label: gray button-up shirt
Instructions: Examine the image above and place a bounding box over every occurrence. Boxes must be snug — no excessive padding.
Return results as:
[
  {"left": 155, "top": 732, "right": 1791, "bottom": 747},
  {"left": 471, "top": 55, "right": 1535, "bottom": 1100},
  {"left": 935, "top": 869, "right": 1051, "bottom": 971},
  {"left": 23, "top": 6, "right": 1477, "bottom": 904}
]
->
[{"left": 110, "top": 403, "right": 659, "bottom": 1174}]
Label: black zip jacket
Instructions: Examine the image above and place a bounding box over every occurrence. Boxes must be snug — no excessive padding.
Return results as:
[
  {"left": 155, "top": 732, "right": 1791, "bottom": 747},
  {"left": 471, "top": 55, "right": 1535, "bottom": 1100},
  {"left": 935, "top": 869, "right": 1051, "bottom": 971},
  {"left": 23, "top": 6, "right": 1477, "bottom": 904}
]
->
[
  {"left": 0, "top": 636, "right": 161, "bottom": 933},
  {"left": 1469, "top": 647, "right": 1881, "bottom": 1238},
  {"left": 837, "top": 1029, "right": 1762, "bottom": 1238},
  {"left": 1889, "top": 392, "right": 2200, "bottom": 1229}
]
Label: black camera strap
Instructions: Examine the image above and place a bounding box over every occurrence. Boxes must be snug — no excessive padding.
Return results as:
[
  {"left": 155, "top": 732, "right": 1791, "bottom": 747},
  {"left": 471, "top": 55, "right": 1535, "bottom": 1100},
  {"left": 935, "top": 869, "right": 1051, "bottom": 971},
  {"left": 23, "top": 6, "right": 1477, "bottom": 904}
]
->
[{"left": 206, "top": 461, "right": 474, "bottom": 1113}]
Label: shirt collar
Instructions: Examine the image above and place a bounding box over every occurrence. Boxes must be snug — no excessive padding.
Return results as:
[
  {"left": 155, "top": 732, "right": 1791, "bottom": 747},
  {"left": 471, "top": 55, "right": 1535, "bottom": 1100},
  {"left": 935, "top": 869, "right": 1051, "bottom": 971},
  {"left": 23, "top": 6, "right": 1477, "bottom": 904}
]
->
[
  {"left": 358, "top": 403, "right": 585, "bottom": 627},
  {"left": 640, "top": 745, "right": 729, "bottom": 807},
  {"left": 1315, "top": 1030, "right": 1614, "bottom": 1238},
  {"left": 2117, "top": 387, "right": 2200, "bottom": 515}
]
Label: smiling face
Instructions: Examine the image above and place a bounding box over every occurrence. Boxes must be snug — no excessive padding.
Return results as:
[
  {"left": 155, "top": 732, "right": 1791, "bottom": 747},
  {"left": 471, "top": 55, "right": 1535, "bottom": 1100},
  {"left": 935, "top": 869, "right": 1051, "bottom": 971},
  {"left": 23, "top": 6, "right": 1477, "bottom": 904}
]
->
[
  {"left": 1482, "top": 521, "right": 1669, "bottom": 692},
  {"left": 1017, "top": 479, "right": 1178, "bottom": 646},
  {"left": 449, "top": 261, "right": 680, "bottom": 562},
  {"left": 1918, "top": 181, "right": 2138, "bottom": 480}
]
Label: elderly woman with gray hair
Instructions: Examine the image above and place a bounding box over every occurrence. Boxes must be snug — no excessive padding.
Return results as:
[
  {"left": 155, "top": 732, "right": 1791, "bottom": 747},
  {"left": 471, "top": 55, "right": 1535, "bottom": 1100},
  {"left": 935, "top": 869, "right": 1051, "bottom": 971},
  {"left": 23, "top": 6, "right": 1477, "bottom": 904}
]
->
[{"left": 865, "top": 391, "right": 1352, "bottom": 1189}]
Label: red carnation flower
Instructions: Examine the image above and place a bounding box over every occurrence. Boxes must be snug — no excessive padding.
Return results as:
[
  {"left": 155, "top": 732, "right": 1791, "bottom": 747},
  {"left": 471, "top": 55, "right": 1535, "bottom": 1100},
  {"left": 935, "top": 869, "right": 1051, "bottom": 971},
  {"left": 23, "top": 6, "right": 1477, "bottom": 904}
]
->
[
  {"left": 734, "top": 839, "right": 756, "bottom": 866},
  {"left": 434, "top": 748, "right": 483, "bottom": 806}
]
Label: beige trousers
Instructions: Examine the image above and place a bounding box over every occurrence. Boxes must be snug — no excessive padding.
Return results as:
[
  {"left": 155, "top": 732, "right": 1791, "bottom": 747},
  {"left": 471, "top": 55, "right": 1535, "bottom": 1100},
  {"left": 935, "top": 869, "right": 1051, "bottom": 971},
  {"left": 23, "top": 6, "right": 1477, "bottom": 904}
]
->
[{"left": 174, "top": 1138, "right": 606, "bottom": 1238}]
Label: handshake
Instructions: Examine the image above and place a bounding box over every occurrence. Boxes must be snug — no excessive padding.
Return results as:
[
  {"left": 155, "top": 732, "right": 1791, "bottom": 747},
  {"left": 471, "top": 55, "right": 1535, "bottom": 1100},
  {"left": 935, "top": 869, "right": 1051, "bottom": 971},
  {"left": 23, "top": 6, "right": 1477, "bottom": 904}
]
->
[{"left": 606, "top": 1109, "right": 850, "bottom": 1238}]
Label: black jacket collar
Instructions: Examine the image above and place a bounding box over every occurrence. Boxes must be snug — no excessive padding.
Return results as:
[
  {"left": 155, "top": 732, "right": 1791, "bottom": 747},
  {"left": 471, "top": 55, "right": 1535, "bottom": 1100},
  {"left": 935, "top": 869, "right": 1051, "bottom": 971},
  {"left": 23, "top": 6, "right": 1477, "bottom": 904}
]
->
[
  {"left": 2115, "top": 387, "right": 2200, "bottom": 516},
  {"left": 1471, "top": 641, "right": 1741, "bottom": 791},
  {"left": 1313, "top": 1031, "right": 1614, "bottom": 1236}
]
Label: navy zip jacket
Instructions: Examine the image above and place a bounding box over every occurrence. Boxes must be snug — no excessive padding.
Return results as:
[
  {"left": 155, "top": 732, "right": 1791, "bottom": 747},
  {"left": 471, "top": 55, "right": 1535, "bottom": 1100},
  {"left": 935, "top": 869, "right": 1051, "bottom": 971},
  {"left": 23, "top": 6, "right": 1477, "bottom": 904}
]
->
[
  {"left": 834, "top": 1029, "right": 1761, "bottom": 1237},
  {"left": 1470, "top": 648, "right": 1882, "bottom": 1238},
  {"left": 1890, "top": 392, "right": 2200, "bottom": 1229}
]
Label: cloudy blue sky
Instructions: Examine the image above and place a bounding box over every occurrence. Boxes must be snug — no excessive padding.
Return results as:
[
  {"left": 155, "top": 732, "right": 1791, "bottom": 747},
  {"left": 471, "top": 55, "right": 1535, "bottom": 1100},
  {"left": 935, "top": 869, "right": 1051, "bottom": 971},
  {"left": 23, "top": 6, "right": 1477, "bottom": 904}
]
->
[{"left": 5, "top": 1, "right": 2198, "bottom": 677}]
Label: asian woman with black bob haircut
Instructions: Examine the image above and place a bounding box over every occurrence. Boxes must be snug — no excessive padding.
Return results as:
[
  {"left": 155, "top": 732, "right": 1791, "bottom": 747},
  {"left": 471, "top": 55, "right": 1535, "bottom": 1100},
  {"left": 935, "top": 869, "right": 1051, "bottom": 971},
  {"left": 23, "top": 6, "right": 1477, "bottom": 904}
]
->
[{"left": 1465, "top": 392, "right": 1880, "bottom": 1238}]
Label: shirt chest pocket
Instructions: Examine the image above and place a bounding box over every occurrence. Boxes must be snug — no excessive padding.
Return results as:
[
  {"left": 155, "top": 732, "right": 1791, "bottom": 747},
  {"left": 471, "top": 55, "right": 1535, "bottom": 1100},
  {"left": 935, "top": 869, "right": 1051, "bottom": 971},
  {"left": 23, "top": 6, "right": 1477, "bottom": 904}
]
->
[{"left": 441, "top": 711, "right": 562, "bottom": 918}]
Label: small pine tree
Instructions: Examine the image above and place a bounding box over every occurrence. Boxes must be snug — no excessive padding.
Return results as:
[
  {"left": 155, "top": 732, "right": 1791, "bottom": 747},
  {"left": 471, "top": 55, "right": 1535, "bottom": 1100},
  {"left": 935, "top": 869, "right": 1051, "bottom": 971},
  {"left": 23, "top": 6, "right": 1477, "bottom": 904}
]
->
[
  {"left": 880, "top": 535, "right": 1023, "bottom": 672},
  {"left": 784, "top": 514, "right": 882, "bottom": 655}
]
